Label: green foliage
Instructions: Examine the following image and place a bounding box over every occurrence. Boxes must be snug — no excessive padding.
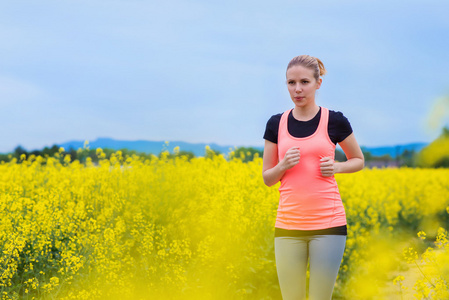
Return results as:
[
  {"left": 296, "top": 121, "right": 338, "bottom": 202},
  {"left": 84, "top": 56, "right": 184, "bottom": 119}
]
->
[
  {"left": 2, "top": 143, "right": 254, "bottom": 164},
  {"left": 205, "top": 146, "right": 221, "bottom": 159},
  {"left": 0, "top": 144, "right": 157, "bottom": 165},
  {"left": 360, "top": 146, "right": 420, "bottom": 168},
  {"left": 361, "top": 147, "right": 372, "bottom": 162},
  {"left": 416, "top": 126, "right": 449, "bottom": 168},
  {"left": 158, "top": 149, "right": 195, "bottom": 161},
  {"left": 335, "top": 149, "right": 346, "bottom": 162},
  {"left": 230, "top": 147, "right": 263, "bottom": 163},
  {"left": 398, "top": 149, "right": 417, "bottom": 167}
]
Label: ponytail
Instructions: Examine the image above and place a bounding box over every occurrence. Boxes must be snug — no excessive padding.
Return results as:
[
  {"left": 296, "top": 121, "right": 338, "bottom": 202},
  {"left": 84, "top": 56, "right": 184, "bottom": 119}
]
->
[{"left": 286, "top": 55, "right": 326, "bottom": 81}]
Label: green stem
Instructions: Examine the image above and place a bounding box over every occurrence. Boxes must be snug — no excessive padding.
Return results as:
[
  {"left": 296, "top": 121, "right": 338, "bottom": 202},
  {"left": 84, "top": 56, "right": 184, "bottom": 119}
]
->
[{"left": 414, "top": 260, "right": 436, "bottom": 289}]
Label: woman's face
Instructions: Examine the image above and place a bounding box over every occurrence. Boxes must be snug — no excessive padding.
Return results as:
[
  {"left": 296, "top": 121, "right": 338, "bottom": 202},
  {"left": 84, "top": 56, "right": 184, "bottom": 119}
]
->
[{"left": 286, "top": 65, "right": 322, "bottom": 108}]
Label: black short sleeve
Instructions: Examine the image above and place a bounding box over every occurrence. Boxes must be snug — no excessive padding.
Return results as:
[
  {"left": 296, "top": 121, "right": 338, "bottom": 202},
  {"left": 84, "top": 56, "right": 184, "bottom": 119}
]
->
[
  {"left": 263, "top": 109, "right": 353, "bottom": 145},
  {"left": 263, "top": 113, "right": 282, "bottom": 144},
  {"left": 328, "top": 110, "right": 353, "bottom": 144}
]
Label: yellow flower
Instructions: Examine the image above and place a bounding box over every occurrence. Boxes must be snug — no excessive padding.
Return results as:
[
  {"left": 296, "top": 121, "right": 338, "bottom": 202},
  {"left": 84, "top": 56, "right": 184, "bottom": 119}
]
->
[{"left": 417, "top": 231, "right": 427, "bottom": 240}]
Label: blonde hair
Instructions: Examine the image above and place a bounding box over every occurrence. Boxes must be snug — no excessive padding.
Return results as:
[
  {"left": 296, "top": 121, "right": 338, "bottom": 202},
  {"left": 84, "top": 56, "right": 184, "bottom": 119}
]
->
[{"left": 286, "top": 55, "right": 327, "bottom": 81}]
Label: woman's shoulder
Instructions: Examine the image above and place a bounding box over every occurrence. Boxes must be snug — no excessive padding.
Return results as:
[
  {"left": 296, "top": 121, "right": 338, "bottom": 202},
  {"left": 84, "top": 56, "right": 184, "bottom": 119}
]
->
[
  {"left": 328, "top": 109, "right": 350, "bottom": 124},
  {"left": 266, "top": 112, "right": 283, "bottom": 125},
  {"left": 327, "top": 108, "right": 353, "bottom": 141},
  {"left": 264, "top": 112, "right": 284, "bottom": 144}
]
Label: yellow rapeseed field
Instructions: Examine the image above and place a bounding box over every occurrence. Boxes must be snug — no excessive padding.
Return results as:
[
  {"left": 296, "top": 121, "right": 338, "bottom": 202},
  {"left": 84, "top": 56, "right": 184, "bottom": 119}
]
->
[{"left": 1, "top": 146, "right": 449, "bottom": 299}]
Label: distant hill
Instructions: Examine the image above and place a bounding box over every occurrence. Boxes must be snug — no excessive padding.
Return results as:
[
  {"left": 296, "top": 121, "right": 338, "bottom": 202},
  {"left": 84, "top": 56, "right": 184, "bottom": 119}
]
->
[
  {"left": 361, "top": 143, "right": 427, "bottom": 158},
  {"left": 54, "top": 137, "right": 426, "bottom": 158}
]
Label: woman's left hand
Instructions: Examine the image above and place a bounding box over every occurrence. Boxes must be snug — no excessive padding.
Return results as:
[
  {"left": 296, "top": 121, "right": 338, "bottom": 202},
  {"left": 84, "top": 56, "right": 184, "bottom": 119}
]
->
[{"left": 320, "top": 157, "right": 336, "bottom": 177}]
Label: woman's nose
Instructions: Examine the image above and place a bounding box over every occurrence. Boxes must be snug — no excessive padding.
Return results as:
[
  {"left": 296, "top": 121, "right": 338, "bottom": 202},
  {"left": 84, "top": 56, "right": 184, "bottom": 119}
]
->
[{"left": 295, "top": 84, "right": 302, "bottom": 93}]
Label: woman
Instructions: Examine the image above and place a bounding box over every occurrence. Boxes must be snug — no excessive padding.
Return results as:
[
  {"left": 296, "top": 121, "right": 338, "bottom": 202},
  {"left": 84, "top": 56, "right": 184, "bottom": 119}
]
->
[{"left": 262, "top": 55, "right": 364, "bottom": 300}]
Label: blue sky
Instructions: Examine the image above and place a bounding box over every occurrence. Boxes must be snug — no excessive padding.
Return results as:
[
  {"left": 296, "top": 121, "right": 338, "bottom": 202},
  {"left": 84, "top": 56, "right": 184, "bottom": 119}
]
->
[{"left": 1, "top": 0, "right": 448, "bottom": 153}]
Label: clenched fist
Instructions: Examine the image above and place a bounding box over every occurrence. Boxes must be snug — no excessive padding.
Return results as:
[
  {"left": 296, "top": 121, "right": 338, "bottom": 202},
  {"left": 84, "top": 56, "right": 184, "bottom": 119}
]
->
[
  {"left": 320, "top": 156, "right": 335, "bottom": 177},
  {"left": 280, "top": 147, "right": 300, "bottom": 171}
]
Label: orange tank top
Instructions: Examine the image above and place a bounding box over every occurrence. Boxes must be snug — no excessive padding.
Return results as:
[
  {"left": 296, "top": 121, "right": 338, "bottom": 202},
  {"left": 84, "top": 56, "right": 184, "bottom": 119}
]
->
[{"left": 275, "top": 107, "right": 347, "bottom": 230}]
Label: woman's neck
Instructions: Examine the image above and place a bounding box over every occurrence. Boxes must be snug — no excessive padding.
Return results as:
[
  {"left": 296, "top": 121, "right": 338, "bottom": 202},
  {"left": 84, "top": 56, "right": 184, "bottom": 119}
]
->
[{"left": 292, "top": 104, "right": 320, "bottom": 121}]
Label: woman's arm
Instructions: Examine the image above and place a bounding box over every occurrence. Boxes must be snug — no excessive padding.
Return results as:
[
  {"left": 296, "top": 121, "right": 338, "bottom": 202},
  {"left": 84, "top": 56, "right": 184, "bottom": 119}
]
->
[
  {"left": 335, "top": 133, "right": 364, "bottom": 173},
  {"left": 262, "top": 140, "right": 300, "bottom": 187},
  {"left": 320, "top": 133, "right": 364, "bottom": 177}
]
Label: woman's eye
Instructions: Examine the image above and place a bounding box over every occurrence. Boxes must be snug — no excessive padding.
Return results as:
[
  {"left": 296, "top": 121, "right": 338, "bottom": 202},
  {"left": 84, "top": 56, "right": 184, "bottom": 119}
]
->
[
  {"left": 302, "top": 81, "right": 309, "bottom": 84},
  {"left": 288, "top": 81, "right": 295, "bottom": 84}
]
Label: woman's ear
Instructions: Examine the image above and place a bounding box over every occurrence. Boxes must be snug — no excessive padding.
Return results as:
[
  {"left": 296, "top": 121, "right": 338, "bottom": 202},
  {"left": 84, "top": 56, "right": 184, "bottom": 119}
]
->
[{"left": 316, "top": 77, "right": 322, "bottom": 90}]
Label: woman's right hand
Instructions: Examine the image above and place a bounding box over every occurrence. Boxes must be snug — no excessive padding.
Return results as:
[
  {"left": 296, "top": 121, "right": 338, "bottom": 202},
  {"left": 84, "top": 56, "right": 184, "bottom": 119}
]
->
[
  {"left": 263, "top": 142, "right": 300, "bottom": 187},
  {"left": 279, "top": 147, "right": 300, "bottom": 171}
]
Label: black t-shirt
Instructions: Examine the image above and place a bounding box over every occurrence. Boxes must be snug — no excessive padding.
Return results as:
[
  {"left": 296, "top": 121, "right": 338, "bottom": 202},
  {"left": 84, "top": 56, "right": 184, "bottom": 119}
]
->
[
  {"left": 263, "top": 107, "right": 353, "bottom": 145},
  {"left": 264, "top": 107, "right": 353, "bottom": 237}
]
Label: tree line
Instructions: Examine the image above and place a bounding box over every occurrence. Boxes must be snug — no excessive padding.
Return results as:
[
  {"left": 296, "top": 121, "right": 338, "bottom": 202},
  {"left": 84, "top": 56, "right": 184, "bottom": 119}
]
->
[
  {"left": 2, "top": 128, "right": 449, "bottom": 168},
  {"left": 0, "top": 144, "right": 264, "bottom": 164}
]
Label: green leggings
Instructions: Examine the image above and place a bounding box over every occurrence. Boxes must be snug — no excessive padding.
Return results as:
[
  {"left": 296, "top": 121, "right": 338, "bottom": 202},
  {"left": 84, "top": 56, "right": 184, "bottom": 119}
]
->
[{"left": 274, "top": 235, "right": 346, "bottom": 300}]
